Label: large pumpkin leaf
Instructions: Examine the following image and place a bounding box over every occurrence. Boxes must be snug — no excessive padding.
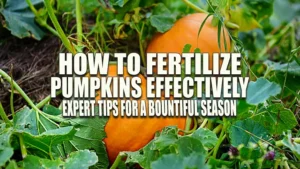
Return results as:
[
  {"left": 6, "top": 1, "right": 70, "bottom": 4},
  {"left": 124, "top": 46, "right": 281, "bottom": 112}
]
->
[
  {"left": 0, "top": 128, "right": 14, "bottom": 167},
  {"left": 246, "top": 78, "right": 281, "bottom": 105},
  {"left": 13, "top": 107, "right": 38, "bottom": 135},
  {"left": 62, "top": 117, "right": 109, "bottom": 169},
  {"left": 191, "top": 128, "right": 218, "bottom": 150},
  {"left": 272, "top": 61, "right": 300, "bottom": 76},
  {"left": 252, "top": 104, "right": 297, "bottom": 134},
  {"left": 15, "top": 126, "right": 76, "bottom": 158},
  {"left": 0, "top": 0, "right": 45, "bottom": 40},
  {"left": 151, "top": 152, "right": 209, "bottom": 169},
  {"left": 125, "top": 126, "right": 207, "bottom": 169},
  {"left": 21, "top": 150, "right": 98, "bottom": 169},
  {"left": 229, "top": 119, "right": 271, "bottom": 147}
]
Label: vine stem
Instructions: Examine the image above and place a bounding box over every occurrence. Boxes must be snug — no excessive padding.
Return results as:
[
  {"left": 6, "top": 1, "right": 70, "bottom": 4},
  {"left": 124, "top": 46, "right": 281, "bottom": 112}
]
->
[
  {"left": 213, "top": 118, "right": 228, "bottom": 158},
  {"left": 138, "top": 23, "right": 146, "bottom": 67},
  {"left": 36, "top": 90, "right": 62, "bottom": 109},
  {"left": 0, "top": 103, "right": 12, "bottom": 126},
  {"left": 0, "top": 70, "right": 39, "bottom": 113},
  {"left": 182, "top": 0, "right": 208, "bottom": 13},
  {"left": 276, "top": 138, "right": 300, "bottom": 147},
  {"left": 43, "top": 0, "right": 76, "bottom": 54},
  {"left": 10, "top": 69, "right": 15, "bottom": 117},
  {"left": 18, "top": 134, "right": 27, "bottom": 158},
  {"left": 110, "top": 153, "right": 123, "bottom": 169},
  {"left": 284, "top": 160, "right": 290, "bottom": 169},
  {"left": 0, "top": 69, "right": 62, "bottom": 129},
  {"left": 213, "top": 134, "right": 226, "bottom": 158},
  {"left": 25, "top": 0, "right": 59, "bottom": 37},
  {"left": 185, "top": 116, "right": 192, "bottom": 132},
  {"left": 212, "top": 124, "right": 223, "bottom": 134},
  {"left": 76, "top": 0, "right": 83, "bottom": 47},
  {"left": 199, "top": 118, "right": 208, "bottom": 128}
]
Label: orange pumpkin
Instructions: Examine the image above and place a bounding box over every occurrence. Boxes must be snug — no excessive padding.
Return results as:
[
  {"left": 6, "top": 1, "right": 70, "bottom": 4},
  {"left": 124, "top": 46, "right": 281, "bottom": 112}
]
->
[
  {"left": 147, "top": 13, "right": 231, "bottom": 70},
  {"left": 99, "top": 65, "right": 186, "bottom": 162}
]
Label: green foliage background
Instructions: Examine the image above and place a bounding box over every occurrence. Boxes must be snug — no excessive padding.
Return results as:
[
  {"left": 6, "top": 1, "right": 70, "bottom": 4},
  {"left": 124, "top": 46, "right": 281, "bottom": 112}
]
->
[{"left": 0, "top": 0, "right": 300, "bottom": 168}]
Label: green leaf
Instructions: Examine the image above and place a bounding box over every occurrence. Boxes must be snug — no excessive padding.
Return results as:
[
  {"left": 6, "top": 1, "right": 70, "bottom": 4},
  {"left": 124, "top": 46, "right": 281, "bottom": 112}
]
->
[
  {"left": 21, "top": 150, "right": 98, "bottom": 169},
  {"left": 229, "top": 119, "right": 271, "bottom": 147},
  {"left": 57, "top": 0, "right": 101, "bottom": 13},
  {"left": 152, "top": 127, "right": 179, "bottom": 150},
  {"left": 176, "top": 136, "right": 206, "bottom": 156},
  {"left": 149, "top": 15, "right": 175, "bottom": 33},
  {"left": 270, "top": 72, "right": 300, "bottom": 98},
  {"left": 110, "top": 0, "right": 130, "bottom": 7},
  {"left": 230, "top": 7, "right": 261, "bottom": 32},
  {"left": 22, "top": 155, "right": 63, "bottom": 169},
  {"left": 6, "top": 160, "right": 19, "bottom": 169},
  {"left": 62, "top": 118, "right": 109, "bottom": 169},
  {"left": 252, "top": 104, "right": 297, "bottom": 134},
  {"left": 151, "top": 154, "right": 184, "bottom": 169},
  {"left": 16, "top": 126, "right": 76, "bottom": 158},
  {"left": 43, "top": 105, "right": 62, "bottom": 116},
  {"left": 191, "top": 128, "right": 218, "bottom": 150},
  {"left": 0, "top": 0, "right": 45, "bottom": 40},
  {"left": 151, "top": 152, "right": 209, "bottom": 169},
  {"left": 272, "top": 61, "right": 300, "bottom": 76},
  {"left": 0, "top": 128, "right": 13, "bottom": 166},
  {"left": 243, "top": 0, "right": 274, "bottom": 20},
  {"left": 270, "top": 0, "right": 299, "bottom": 27},
  {"left": 13, "top": 107, "right": 38, "bottom": 135},
  {"left": 152, "top": 3, "right": 172, "bottom": 15},
  {"left": 246, "top": 78, "right": 281, "bottom": 105},
  {"left": 65, "top": 150, "right": 98, "bottom": 169},
  {"left": 211, "top": 0, "right": 227, "bottom": 8},
  {"left": 182, "top": 44, "right": 192, "bottom": 53},
  {"left": 282, "top": 131, "right": 300, "bottom": 158},
  {"left": 239, "top": 146, "right": 263, "bottom": 160}
]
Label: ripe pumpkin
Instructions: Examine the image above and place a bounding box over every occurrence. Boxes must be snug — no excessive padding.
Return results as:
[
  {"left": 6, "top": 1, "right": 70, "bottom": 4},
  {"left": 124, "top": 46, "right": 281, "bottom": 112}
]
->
[
  {"left": 98, "top": 65, "right": 186, "bottom": 162},
  {"left": 147, "top": 13, "right": 231, "bottom": 69}
]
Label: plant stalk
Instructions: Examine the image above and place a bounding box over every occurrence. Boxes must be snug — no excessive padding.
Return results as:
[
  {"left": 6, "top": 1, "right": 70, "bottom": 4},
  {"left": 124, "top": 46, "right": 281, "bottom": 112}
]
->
[
  {"left": 0, "top": 103, "right": 12, "bottom": 127},
  {"left": 43, "top": 0, "right": 76, "bottom": 54},
  {"left": 182, "top": 0, "right": 208, "bottom": 13},
  {"left": 25, "top": 0, "right": 59, "bottom": 36},
  {"left": 185, "top": 116, "right": 192, "bottom": 132},
  {"left": 19, "top": 134, "right": 27, "bottom": 158},
  {"left": 76, "top": 0, "right": 83, "bottom": 47},
  {"left": 276, "top": 138, "right": 300, "bottom": 147},
  {"left": 110, "top": 153, "right": 123, "bottom": 169}
]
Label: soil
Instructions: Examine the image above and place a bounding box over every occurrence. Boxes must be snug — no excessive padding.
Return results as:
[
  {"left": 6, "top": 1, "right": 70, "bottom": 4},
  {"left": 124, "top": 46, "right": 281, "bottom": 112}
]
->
[{"left": 0, "top": 36, "right": 61, "bottom": 114}]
